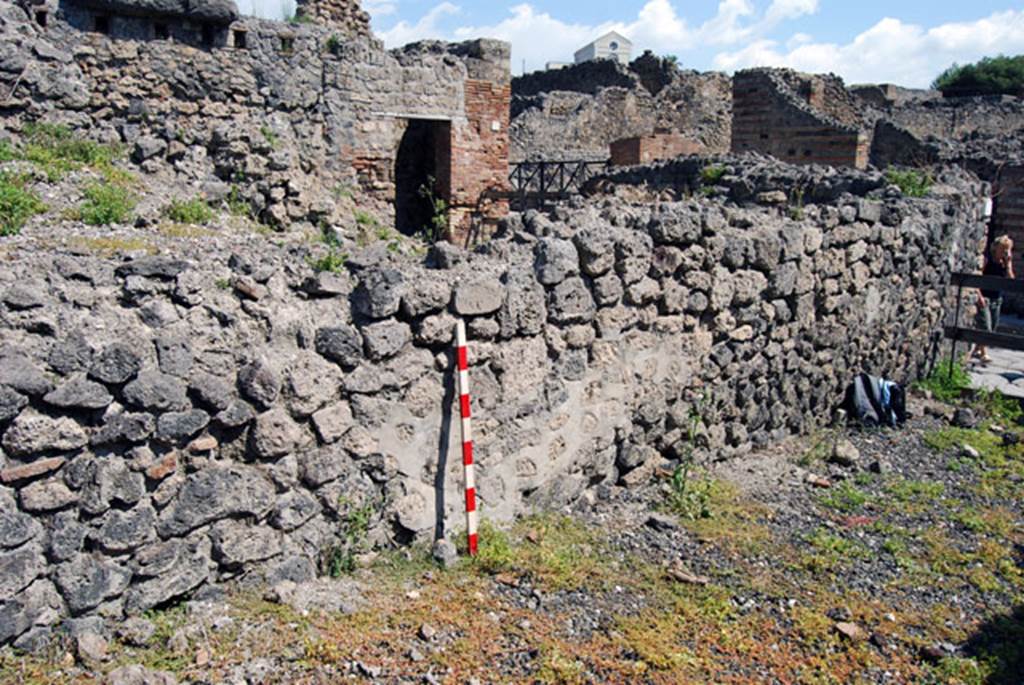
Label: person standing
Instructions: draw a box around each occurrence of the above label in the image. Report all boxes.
[973,235,1015,364]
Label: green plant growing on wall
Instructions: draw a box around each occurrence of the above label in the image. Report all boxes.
[325,34,342,55]
[664,394,714,521]
[0,172,46,236]
[308,249,347,273]
[700,164,727,186]
[260,125,279,149]
[418,175,448,243]
[788,185,805,220]
[7,123,125,181]
[885,167,933,198]
[323,498,375,577]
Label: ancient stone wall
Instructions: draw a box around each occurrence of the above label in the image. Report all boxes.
[886,95,1024,143]
[850,83,939,109]
[510,54,731,162]
[0,159,986,648]
[731,69,871,169]
[0,1,510,241]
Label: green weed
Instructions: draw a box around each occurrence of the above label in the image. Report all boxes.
[259,125,278,149]
[664,397,714,521]
[0,172,46,236]
[700,164,726,186]
[226,185,253,219]
[77,182,136,226]
[915,357,971,402]
[819,481,871,514]
[323,498,374,577]
[885,167,932,198]
[17,123,124,181]
[418,175,448,243]
[886,479,945,503]
[800,529,866,573]
[164,196,215,225]
[309,250,347,274]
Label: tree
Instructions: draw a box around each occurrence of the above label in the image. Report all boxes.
[932,55,1024,97]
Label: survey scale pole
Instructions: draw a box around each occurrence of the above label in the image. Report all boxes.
[455,320,478,556]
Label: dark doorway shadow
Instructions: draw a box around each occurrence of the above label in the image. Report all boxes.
[395,119,450,237]
[433,350,454,541]
[960,603,1024,683]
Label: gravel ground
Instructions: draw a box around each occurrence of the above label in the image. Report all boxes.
[3,392,1023,684]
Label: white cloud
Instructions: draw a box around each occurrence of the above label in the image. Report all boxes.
[364,0,397,18]
[385,0,805,73]
[712,10,1024,87]
[378,2,461,47]
[764,0,817,25]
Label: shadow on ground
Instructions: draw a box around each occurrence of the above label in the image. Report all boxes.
[962,604,1024,684]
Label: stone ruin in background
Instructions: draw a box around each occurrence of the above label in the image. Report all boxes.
[728,67,1023,307]
[1,0,513,243]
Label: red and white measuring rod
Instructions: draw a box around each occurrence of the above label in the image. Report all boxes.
[455,320,478,556]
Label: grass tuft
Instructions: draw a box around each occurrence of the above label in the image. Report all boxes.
[915,357,971,402]
[0,172,46,236]
[885,167,932,198]
[164,197,215,225]
[77,182,136,226]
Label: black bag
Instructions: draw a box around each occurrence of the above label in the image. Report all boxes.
[844,373,907,427]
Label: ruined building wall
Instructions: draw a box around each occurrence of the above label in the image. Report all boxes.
[731,69,870,169]
[0,162,987,648]
[609,133,704,167]
[0,0,510,241]
[510,55,731,162]
[885,96,1024,144]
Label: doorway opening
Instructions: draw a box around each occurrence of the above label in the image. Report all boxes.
[394,118,450,238]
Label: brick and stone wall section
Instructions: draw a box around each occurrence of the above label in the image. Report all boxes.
[509,57,731,163]
[0,163,986,648]
[0,1,510,233]
[731,69,870,169]
[610,134,705,167]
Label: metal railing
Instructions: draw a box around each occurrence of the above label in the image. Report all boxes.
[508,160,610,209]
[943,272,1024,378]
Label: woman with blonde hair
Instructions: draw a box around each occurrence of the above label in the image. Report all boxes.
[973,235,1015,364]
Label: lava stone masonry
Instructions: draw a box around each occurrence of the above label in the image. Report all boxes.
[0,161,986,648]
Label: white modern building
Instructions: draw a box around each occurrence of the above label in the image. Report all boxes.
[573,31,632,65]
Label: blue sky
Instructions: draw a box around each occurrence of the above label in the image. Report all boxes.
[240,0,1024,87]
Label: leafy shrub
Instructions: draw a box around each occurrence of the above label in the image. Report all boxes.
[0,173,46,236]
[932,55,1024,97]
[885,167,932,198]
[325,34,342,54]
[78,182,136,226]
[164,197,215,225]
[418,175,448,243]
